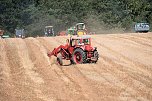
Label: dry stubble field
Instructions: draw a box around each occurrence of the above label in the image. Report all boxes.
[0,33,152,101]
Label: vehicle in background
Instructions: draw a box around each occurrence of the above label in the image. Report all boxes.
[76,23,87,36]
[44,26,54,36]
[135,23,150,33]
[15,29,25,38]
[67,27,75,36]
[66,23,87,36]
[0,30,10,38]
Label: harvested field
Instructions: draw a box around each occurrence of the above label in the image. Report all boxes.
[0,33,152,101]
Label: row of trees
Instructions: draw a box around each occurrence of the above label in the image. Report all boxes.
[0,0,152,36]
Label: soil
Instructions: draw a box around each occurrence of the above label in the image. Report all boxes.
[0,32,152,101]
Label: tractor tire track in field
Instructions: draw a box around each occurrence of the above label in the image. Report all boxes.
[93,36,152,83]
[91,35,152,100]
[0,40,13,101]
[4,39,42,101]
[94,39,152,73]
[0,32,152,101]
[93,35,152,67]
[88,41,151,100]
[115,35,152,48]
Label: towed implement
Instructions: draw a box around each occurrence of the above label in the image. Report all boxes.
[47,36,99,65]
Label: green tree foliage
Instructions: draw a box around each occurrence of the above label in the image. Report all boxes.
[0,0,151,36]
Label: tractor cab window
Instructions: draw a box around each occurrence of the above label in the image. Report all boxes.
[78,25,82,30]
[77,24,84,30]
[72,39,76,46]
[71,39,83,46]
[44,26,54,36]
[69,30,73,34]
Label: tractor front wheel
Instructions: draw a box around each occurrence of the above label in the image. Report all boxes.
[72,48,86,64]
[93,50,99,63]
[57,56,63,66]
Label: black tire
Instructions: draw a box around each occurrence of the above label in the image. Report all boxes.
[57,56,63,66]
[71,48,86,64]
[93,50,99,63]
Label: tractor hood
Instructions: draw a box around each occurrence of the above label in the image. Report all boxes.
[84,45,94,51]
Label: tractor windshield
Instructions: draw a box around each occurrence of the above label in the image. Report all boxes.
[71,38,90,46]
[77,24,85,30]
[44,26,54,36]
[71,39,83,46]
[83,39,90,45]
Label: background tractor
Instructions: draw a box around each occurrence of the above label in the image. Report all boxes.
[47,36,99,65]
[44,26,54,36]
[66,23,88,36]
[67,27,75,36]
[76,23,87,36]
[15,28,25,38]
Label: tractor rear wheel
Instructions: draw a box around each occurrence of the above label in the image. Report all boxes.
[57,56,63,66]
[72,48,86,64]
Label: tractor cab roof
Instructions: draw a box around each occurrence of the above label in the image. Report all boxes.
[75,23,86,30]
[71,35,91,40]
[76,23,84,25]
[45,26,53,28]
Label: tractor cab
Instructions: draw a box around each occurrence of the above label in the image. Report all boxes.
[70,36,91,47]
[66,23,87,36]
[76,23,85,30]
[75,23,87,36]
[44,26,54,36]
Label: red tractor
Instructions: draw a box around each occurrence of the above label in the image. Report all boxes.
[47,36,99,65]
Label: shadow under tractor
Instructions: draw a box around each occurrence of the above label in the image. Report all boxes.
[47,36,99,65]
